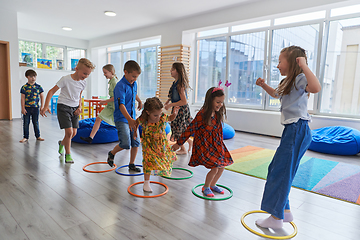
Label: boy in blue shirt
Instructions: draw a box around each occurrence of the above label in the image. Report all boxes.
[20,69,45,143]
[107,60,142,172]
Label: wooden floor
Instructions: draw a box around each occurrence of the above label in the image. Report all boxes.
[1,115,359,240]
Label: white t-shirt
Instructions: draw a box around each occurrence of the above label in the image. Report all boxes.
[56,74,87,107]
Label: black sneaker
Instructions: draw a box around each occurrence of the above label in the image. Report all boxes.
[80,136,93,144]
[129,164,141,172]
[107,151,114,167]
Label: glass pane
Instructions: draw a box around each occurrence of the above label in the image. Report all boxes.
[198,27,228,38]
[331,4,360,17]
[270,24,319,109]
[46,46,64,70]
[274,11,325,26]
[67,48,86,71]
[138,46,158,99]
[108,52,121,75]
[123,50,137,67]
[321,17,360,116]
[228,31,265,106]
[231,20,270,32]
[195,37,227,103]
[19,40,42,67]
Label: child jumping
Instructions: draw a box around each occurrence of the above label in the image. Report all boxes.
[41,58,95,163]
[172,86,233,197]
[20,69,45,143]
[164,62,193,154]
[135,97,178,192]
[107,60,142,172]
[255,46,321,229]
[80,64,119,143]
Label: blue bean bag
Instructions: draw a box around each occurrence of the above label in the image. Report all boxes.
[73,118,118,144]
[309,126,360,155]
[139,122,171,137]
[223,123,235,140]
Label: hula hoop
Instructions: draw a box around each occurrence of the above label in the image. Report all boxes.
[241,210,298,239]
[191,183,233,201]
[162,167,193,180]
[83,162,117,173]
[115,164,144,176]
[127,181,169,198]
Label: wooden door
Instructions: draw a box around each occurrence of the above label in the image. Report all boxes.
[0,41,12,120]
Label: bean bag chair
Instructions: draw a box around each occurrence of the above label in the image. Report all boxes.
[223,123,235,140]
[73,118,118,144]
[309,126,360,155]
[139,122,171,137]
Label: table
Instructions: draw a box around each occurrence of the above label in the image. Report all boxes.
[83,99,106,118]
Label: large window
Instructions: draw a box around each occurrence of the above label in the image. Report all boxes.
[195,37,227,103]
[19,40,42,67]
[228,31,266,107]
[321,17,360,116]
[139,47,158,99]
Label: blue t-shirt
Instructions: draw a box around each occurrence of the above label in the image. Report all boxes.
[280,73,310,125]
[20,83,44,108]
[113,76,137,123]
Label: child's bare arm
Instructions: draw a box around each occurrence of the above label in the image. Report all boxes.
[119,104,137,131]
[41,85,59,117]
[256,78,279,99]
[21,94,26,115]
[168,106,180,121]
[39,92,45,110]
[165,87,187,110]
[297,57,321,93]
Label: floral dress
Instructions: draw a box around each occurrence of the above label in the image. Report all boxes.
[138,113,177,176]
[98,77,118,126]
[177,109,233,169]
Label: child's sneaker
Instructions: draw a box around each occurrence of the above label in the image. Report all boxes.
[107,151,114,167]
[58,140,64,155]
[80,136,93,144]
[65,154,74,164]
[129,164,141,172]
[202,187,215,197]
[210,185,225,194]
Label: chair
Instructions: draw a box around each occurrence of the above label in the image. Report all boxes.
[79,97,90,119]
[51,95,59,114]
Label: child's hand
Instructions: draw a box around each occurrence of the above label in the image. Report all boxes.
[128,119,137,132]
[40,107,50,117]
[74,107,81,116]
[99,100,106,105]
[137,101,143,110]
[173,106,180,115]
[296,57,307,68]
[256,78,265,87]
[164,104,171,111]
[172,143,180,151]
[21,108,27,115]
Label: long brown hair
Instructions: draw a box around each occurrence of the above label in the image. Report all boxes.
[103,64,118,80]
[201,87,226,125]
[276,46,307,96]
[138,97,163,122]
[172,62,190,93]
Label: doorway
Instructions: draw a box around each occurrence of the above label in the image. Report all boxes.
[0,41,12,120]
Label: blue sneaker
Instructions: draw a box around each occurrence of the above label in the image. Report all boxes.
[202,187,214,197]
[210,185,225,194]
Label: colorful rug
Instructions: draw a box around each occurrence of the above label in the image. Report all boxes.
[226,146,360,205]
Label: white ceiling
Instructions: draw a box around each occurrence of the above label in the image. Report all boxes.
[2,0,259,41]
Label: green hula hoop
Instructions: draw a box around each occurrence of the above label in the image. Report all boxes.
[192,183,233,201]
[162,167,193,180]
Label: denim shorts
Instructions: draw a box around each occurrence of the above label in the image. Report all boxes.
[115,121,140,149]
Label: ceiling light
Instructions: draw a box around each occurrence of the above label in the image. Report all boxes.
[104,11,116,17]
[62,27,72,31]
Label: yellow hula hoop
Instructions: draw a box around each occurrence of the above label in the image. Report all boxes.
[241,210,298,239]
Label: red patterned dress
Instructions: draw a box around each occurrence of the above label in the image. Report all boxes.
[177,109,233,169]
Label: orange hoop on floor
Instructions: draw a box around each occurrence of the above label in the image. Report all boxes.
[127,181,169,198]
[83,162,117,173]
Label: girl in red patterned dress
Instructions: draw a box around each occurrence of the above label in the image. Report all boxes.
[172,87,233,197]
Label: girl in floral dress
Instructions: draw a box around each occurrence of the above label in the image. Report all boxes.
[164,62,193,155]
[172,87,233,197]
[136,97,179,192]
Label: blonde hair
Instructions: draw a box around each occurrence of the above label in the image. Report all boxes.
[77,58,96,71]
[103,64,118,80]
[276,46,307,96]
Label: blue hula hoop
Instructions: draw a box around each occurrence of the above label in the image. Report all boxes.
[115,164,144,176]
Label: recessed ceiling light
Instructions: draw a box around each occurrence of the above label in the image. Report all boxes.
[104,11,116,17]
[62,27,72,31]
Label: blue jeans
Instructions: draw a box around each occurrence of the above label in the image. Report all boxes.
[260,119,312,219]
[23,107,40,139]
[115,121,140,149]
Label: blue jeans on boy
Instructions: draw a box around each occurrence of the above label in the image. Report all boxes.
[23,107,40,139]
[260,119,312,219]
[115,121,140,149]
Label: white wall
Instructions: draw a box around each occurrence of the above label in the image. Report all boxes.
[0,9,20,119]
